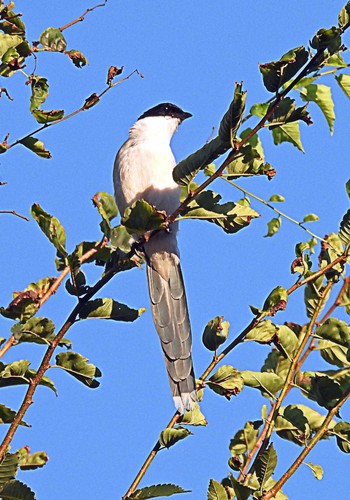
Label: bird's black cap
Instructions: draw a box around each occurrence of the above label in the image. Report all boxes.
[138,103,192,121]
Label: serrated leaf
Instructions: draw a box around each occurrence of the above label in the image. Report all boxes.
[31,203,67,258]
[229,475,256,500]
[303,213,319,223]
[79,298,144,322]
[122,199,167,234]
[0,404,29,426]
[254,444,277,487]
[265,217,281,237]
[0,453,18,488]
[173,136,230,186]
[39,27,67,52]
[202,316,229,351]
[159,427,191,449]
[20,137,51,159]
[0,479,35,500]
[55,352,101,388]
[339,208,350,245]
[333,421,350,453]
[207,365,244,398]
[271,121,304,151]
[305,462,324,480]
[179,402,207,426]
[128,483,190,499]
[207,479,227,500]
[31,109,64,124]
[300,84,335,134]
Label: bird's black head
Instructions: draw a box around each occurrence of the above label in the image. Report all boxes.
[138,103,192,122]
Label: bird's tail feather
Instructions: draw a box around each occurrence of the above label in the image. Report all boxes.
[146,251,196,413]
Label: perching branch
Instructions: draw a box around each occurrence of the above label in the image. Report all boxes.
[0,210,29,221]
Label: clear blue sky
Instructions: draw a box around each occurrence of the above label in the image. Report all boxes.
[1,1,349,498]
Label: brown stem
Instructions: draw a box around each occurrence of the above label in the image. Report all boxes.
[0,210,29,221]
[0,250,119,460]
[8,69,142,151]
[0,240,107,361]
[0,88,14,101]
[262,388,350,499]
[59,1,109,31]
[318,276,350,324]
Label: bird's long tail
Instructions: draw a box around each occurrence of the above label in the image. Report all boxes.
[146,250,197,413]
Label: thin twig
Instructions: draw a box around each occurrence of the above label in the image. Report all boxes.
[318,276,350,324]
[0,88,14,101]
[0,210,29,221]
[0,240,108,361]
[7,69,142,151]
[59,1,109,31]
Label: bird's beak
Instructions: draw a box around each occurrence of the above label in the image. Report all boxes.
[180,111,192,121]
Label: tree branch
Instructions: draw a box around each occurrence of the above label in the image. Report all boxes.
[0,210,29,221]
[59,1,110,32]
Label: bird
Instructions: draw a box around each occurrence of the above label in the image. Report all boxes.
[113,102,197,413]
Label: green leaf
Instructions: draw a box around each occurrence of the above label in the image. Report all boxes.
[207,479,227,500]
[219,82,247,142]
[110,225,133,253]
[315,318,350,347]
[339,208,350,246]
[11,317,55,345]
[241,371,284,397]
[122,199,167,234]
[173,136,230,186]
[31,109,64,124]
[254,444,277,487]
[303,213,319,223]
[304,462,324,480]
[310,27,342,55]
[0,479,35,500]
[271,120,304,152]
[179,403,207,426]
[92,192,118,237]
[202,316,229,351]
[181,190,259,234]
[318,340,349,368]
[0,404,29,426]
[18,448,48,470]
[275,405,310,446]
[79,298,145,322]
[262,286,288,314]
[229,475,257,500]
[39,27,67,52]
[55,352,101,388]
[66,49,88,68]
[296,372,343,409]
[265,217,281,237]
[338,2,350,27]
[159,427,191,449]
[261,351,291,380]
[300,84,335,134]
[250,102,269,118]
[259,46,308,92]
[20,137,51,159]
[207,365,244,398]
[335,74,350,99]
[226,128,266,178]
[245,320,278,343]
[269,97,311,126]
[324,53,348,67]
[29,76,49,111]
[269,194,285,202]
[0,33,23,58]
[128,484,190,499]
[333,421,350,453]
[229,420,262,456]
[0,453,18,488]
[31,204,67,259]
[0,10,26,36]
[304,274,330,319]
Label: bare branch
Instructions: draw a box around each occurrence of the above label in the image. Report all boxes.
[59,0,110,32]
